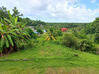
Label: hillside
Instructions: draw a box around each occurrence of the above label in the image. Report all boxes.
[0,41,99,74]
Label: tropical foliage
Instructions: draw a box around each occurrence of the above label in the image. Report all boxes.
[0,11,30,55]
[0,6,98,56]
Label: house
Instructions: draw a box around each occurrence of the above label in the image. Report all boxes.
[61,28,68,32]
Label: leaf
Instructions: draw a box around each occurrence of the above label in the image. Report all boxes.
[8,11,12,20]
[7,35,14,46]
[4,18,11,24]
[15,17,18,25]
[8,11,12,21]
[5,36,9,48]
[11,32,18,36]
[0,37,4,48]
[0,23,2,30]
[2,24,8,33]
[12,17,15,25]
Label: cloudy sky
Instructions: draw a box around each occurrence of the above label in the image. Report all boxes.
[0,0,99,22]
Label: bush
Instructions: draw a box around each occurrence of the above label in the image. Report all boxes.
[73,30,87,39]
[94,33,99,43]
[25,39,36,48]
[54,36,63,44]
[26,28,38,39]
[79,39,96,53]
[62,33,79,49]
[37,29,43,34]
[56,30,63,36]
[62,32,96,53]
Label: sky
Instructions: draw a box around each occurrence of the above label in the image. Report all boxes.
[0,0,99,22]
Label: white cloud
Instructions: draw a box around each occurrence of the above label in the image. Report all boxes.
[90,0,96,3]
[0,0,99,22]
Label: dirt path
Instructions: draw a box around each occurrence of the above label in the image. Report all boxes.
[45,67,99,74]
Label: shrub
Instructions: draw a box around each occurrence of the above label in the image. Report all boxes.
[36,36,46,45]
[62,33,79,49]
[62,33,96,53]
[73,30,87,39]
[79,39,96,53]
[56,30,63,36]
[94,33,99,43]
[37,29,43,34]
[54,36,63,44]
[26,28,38,39]
[25,39,37,48]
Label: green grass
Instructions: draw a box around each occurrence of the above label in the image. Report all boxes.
[0,41,99,74]
[95,43,99,50]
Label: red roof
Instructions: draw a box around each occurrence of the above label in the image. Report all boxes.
[61,28,68,32]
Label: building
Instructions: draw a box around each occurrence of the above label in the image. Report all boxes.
[61,28,68,32]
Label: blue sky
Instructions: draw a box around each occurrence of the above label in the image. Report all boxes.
[0,0,99,22]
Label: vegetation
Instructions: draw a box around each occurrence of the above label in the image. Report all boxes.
[0,41,99,73]
[0,6,99,74]
[0,6,9,20]
[46,23,88,28]
[62,33,78,49]
[0,11,31,55]
[37,28,43,34]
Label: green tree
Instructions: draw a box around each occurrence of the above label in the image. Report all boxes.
[0,11,30,55]
[12,7,23,17]
[37,29,43,34]
[22,18,33,25]
[93,17,99,43]
[0,6,9,20]
[93,17,99,33]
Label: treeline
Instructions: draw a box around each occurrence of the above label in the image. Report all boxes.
[0,6,88,28]
[85,17,99,43]
[46,23,89,28]
[0,6,41,55]
[0,6,46,26]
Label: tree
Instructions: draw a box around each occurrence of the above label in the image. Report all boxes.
[0,6,9,20]
[93,17,99,33]
[22,17,33,25]
[84,17,99,43]
[37,29,43,34]
[12,7,23,17]
[85,17,99,34]
[93,17,99,43]
[0,11,30,55]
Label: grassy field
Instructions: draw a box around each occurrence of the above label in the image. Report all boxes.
[0,41,99,74]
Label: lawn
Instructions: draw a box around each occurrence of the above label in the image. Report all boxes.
[0,41,99,74]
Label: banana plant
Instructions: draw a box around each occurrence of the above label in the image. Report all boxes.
[0,11,30,55]
[46,30,56,41]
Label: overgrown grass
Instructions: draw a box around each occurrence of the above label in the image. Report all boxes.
[0,41,99,74]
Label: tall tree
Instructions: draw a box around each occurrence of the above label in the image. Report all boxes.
[93,17,99,33]
[12,7,23,17]
[93,17,99,43]
[0,6,9,19]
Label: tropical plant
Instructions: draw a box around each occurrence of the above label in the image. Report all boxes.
[94,33,99,43]
[26,28,38,39]
[0,11,30,55]
[79,39,95,52]
[45,28,56,41]
[46,32,56,40]
[62,33,79,49]
[12,7,23,17]
[0,6,9,20]
[37,29,43,34]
